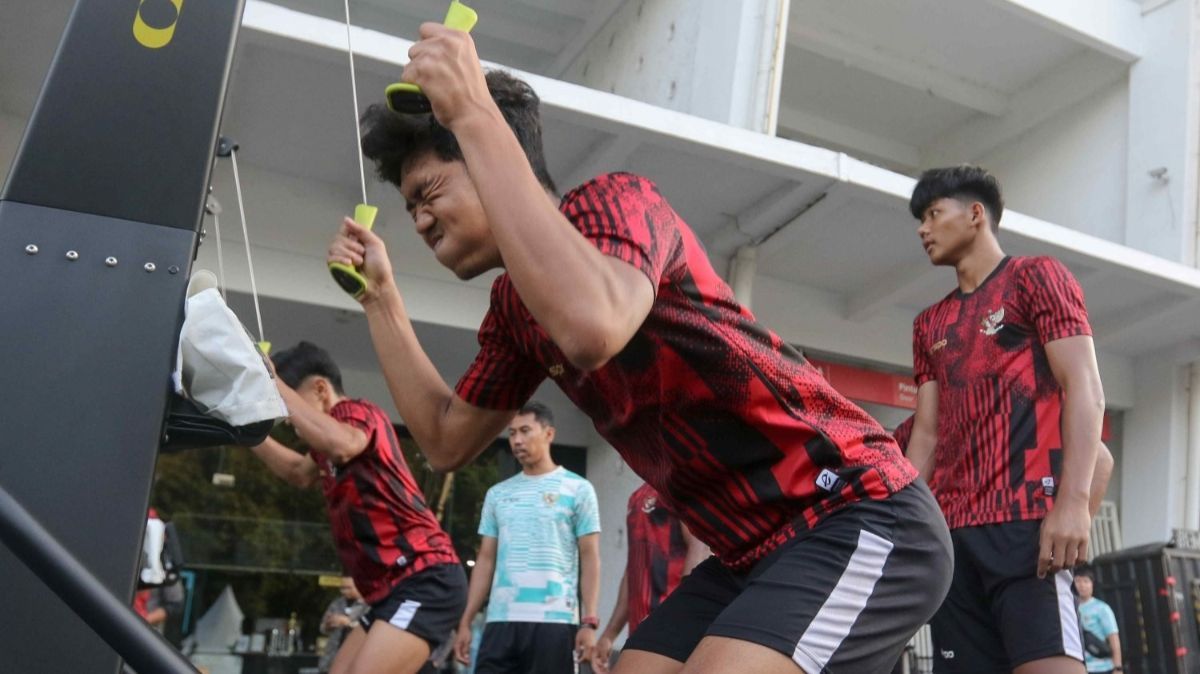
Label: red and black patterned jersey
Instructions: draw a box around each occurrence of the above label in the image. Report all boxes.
[912,256,1092,530]
[456,173,916,569]
[315,399,459,604]
[626,483,688,634]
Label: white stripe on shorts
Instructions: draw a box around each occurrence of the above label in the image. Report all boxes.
[792,529,894,672]
[1056,571,1084,660]
[389,599,422,631]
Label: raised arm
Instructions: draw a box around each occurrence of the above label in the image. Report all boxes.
[403,24,654,371]
[275,383,367,465]
[249,437,319,489]
[328,219,516,471]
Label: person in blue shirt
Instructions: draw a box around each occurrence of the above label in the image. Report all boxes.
[1074,565,1122,673]
[452,401,602,673]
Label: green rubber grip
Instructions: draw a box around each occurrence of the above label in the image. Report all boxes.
[329,203,379,299]
[386,1,479,114]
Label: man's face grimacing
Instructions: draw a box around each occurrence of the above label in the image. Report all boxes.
[400,153,502,280]
[916,196,985,267]
[507,412,554,468]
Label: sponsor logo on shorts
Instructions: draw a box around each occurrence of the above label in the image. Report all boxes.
[940,649,955,660]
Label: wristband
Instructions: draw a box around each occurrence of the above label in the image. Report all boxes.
[580,616,599,630]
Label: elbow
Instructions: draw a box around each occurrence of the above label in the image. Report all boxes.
[426,447,470,473]
[560,327,620,373]
[289,472,317,490]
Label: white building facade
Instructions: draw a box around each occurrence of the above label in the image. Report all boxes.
[4,0,1200,644]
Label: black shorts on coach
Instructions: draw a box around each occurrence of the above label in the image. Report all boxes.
[930,520,1084,673]
[626,480,952,673]
[474,622,578,674]
[359,563,468,652]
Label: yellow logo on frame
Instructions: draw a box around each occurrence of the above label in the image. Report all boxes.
[133,0,184,49]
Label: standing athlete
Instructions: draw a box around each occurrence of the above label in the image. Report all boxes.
[328,24,952,674]
[452,402,602,674]
[906,166,1106,674]
[248,342,466,674]
[591,482,710,673]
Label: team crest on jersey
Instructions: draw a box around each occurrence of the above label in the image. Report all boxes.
[930,338,948,353]
[980,307,1006,336]
[543,492,559,506]
[641,496,657,513]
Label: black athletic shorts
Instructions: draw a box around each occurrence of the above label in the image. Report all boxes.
[930,520,1084,673]
[360,563,468,652]
[474,622,578,674]
[626,481,952,673]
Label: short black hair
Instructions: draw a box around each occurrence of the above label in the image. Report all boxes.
[272,341,345,394]
[361,70,556,194]
[518,400,554,429]
[909,165,1004,230]
[1074,563,1096,581]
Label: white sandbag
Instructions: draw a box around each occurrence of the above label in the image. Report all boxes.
[174,270,287,427]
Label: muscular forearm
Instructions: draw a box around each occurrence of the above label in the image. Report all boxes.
[906,429,937,483]
[1058,387,1104,504]
[362,286,481,470]
[600,572,629,641]
[451,112,637,368]
[580,547,601,619]
[458,557,494,629]
[1090,442,1114,518]
[250,438,315,488]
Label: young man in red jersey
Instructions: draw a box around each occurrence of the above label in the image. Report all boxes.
[906,166,1106,674]
[591,482,710,674]
[327,24,952,674]
[248,342,466,674]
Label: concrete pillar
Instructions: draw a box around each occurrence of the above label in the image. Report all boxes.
[560,0,789,133]
[1122,355,1190,545]
[1123,0,1200,262]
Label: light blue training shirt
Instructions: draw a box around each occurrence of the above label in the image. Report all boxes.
[479,466,600,623]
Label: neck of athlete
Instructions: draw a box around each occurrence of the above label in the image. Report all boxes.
[522,454,558,476]
[954,234,1006,294]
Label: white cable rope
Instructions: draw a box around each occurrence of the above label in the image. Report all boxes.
[342,0,369,205]
[228,148,266,344]
[211,211,228,301]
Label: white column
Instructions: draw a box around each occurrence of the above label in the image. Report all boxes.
[560,0,788,133]
[729,246,758,308]
[1186,362,1200,529]
[1122,355,1190,545]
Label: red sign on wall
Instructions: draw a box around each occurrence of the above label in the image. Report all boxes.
[808,358,917,410]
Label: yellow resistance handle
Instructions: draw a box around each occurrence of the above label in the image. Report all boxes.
[386,2,478,113]
[328,204,379,299]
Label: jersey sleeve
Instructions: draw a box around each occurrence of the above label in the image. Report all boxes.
[478,487,499,538]
[1099,603,1119,637]
[1019,257,1092,344]
[912,314,936,386]
[330,400,379,449]
[560,173,681,290]
[455,280,547,411]
[573,480,601,538]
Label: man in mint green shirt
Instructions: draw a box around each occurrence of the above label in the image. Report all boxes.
[1075,565,1122,674]
[453,402,601,673]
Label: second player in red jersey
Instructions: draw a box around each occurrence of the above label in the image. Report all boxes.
[248,342,465,674]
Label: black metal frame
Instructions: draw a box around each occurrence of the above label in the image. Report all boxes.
[0,484,197,673]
